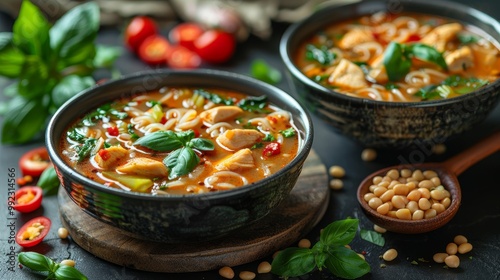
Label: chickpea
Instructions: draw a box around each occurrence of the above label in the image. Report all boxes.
[387,211,398,218]
[423,170,438,179]
[369,197,383,209]
[431,177,442,187]
[412,210,424,220]
[60,259,75,267]
[372,176,383,184]
[418,198,431,210]
[298,239,311,248]
[458,243,473,254]
[377,202,391,215]
[393,184,409,196]
[446,243,458,255]
[239,271,256,280]
[386,169,400,180]
[418,188,431,199]
[430,189,447,201]
[272,251,281,259]
[329,165,346,178]
[382,249,398,261]
[407,189,422,201]
[257,261,272,274]
[444,255,460,268]
[58,227,69,239]
[418,180,435,189]
[432,144,447,155]
[453,235,468,245]
[379,190,395,203]
[374,224,387,233]
[329,179,344,190]
[373,186,388,197]
[433,253,448,263]
[432,203,446,214]
[361,148,377,161]
[396,208,411,220]
[345,244,351,249]
[406,201,419,213]
[391,195,406,209]
[424,209,437,219]
[405,181,417,191]
[364,193,376,202]
[378,181,390,188]
[411,169,425,181]
[400,169,412,178]
[441,197,451,208]
[219,266,235,279]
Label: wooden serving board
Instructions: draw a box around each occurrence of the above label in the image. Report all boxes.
[58,150,329,273]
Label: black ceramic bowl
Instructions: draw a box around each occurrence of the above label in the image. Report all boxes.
[46,69,313,243]
[280,0,500,148]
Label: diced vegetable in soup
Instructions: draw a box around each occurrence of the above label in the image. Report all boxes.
[60,88,300,195]
[295,12,500,101]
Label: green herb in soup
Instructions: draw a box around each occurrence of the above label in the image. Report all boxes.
[60,87,300,195]
[295,12,500,102]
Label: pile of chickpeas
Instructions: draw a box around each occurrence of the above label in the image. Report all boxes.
[433,235,473,268]
[364,168,451,220]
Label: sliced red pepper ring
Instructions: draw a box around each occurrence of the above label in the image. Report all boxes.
[16,216,51,248]
[12,186,43,213]
[19,147,51,177]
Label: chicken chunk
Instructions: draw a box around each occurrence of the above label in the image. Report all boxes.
[116,157,168,177]
[339,29,374,50]
[328,59,368,89]
[199,106,243,125]
[94,145,128,170]
[215,148,255,171]
[420,23,462,52]
[216,129,263,151]
[445,46,475,73]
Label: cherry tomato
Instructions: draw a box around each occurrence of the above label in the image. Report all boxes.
[12,186,43,213]
[19,147,51,177]
[169,22,205,51]
[124,16,158,52]
[263,142,281,157]
[166,45,202,69]
[194,30,235,64]
[138,35,172,65]
[406,34,422,42]
[16,216,51,248]
[107,126,119,136]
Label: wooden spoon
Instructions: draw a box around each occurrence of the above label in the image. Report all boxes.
[357,131,500,234]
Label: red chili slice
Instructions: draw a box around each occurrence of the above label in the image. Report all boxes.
[263,142,281,157]
[107,126,119,136]
[12,186,43,213]
[19,147,51,177]
[16,216,51,248]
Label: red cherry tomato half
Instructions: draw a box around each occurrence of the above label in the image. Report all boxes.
[169,22,205,51]
[166,45,202,69]
[12,186,43,213]
[194,30,235,64]
[124,16,158,52]
[16,216,51,248]
[19,147,51,177]
[107,126,120,136]
[263,142,281,157]
[138,35,172,65]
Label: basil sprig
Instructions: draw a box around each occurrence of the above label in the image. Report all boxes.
[134,130,214,179]
[271,218,370,279]
[383,42,447,82]
[18,252,87,280]
[0,1,121,144]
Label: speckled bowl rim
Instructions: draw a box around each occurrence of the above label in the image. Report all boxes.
[280,0,500,108]
[46,69,314,202]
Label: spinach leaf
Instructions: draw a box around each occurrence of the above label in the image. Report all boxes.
[164,147,200,180]
[324,246,371,279]
[360,229,385,246]
[67,128,86,142]
[51,75,95,108]
[306,44,336,65]
[415,85,440,100]
[1,96,48,144]
[81,103,127,126]
[0,33,25,78]
[194,88,234,105]
[237,95,269,113]
[280,128,296,138]
[133,130,184,151]
[271,247,316,277]
[250,59,282,85]
[320,218,358,246]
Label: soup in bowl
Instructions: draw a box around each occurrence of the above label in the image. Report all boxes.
[280,0,500,147]
[46,69,314,243]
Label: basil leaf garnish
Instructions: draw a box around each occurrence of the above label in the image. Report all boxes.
[360,229,385,246]
[237,95,269,113]
[134,131,183,151]
[408,43,448,70]
[18,252,55,272]
[164,147,200,180]
[188,138,215,151]
[271,247,316,277]
[320,218,358,246]
[324,246,371,279]
[383,42,412,82]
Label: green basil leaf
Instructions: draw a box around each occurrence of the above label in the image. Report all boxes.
[415,85,439,100]
[52,75,95,108]
[58,43,96,70]
[250,59,282,85]
[312,241,328,269]
[134,131,183,151]
[360,229,385,246]
[0,33,25,78]
[408,43,447,70]
[174,130,194,145]
[194,89,234,105]
[17,57,51,99]
[18,252,55,272]
[93,45,122,68]
[324,246,370,279]
[50,2,99,59]
[164,147,200,180]
[320,218,358,246]
[74,138,97,161]
[237,95,269,113]
[188,138,215,151]
[383,42,412,82]
[280,128,296,138]
[12,0,50,57]
[306,44,336,65]
[271,247,316,277]
[54,264,88,280]
[38,166,61,196]
[1,96,48,144]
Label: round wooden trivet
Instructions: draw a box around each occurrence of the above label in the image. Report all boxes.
[58,149,329,273]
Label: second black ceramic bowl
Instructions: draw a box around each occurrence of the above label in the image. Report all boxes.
[46,69,313,243]
[280,0,500,148]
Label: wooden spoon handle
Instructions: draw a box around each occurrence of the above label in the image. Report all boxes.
[444,131,500,176]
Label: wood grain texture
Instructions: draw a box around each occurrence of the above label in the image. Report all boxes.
[58,149,328,273]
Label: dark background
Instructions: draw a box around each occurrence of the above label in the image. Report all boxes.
[1,0,499,279]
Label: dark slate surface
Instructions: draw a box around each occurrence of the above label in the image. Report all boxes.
[1,1,499,279]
